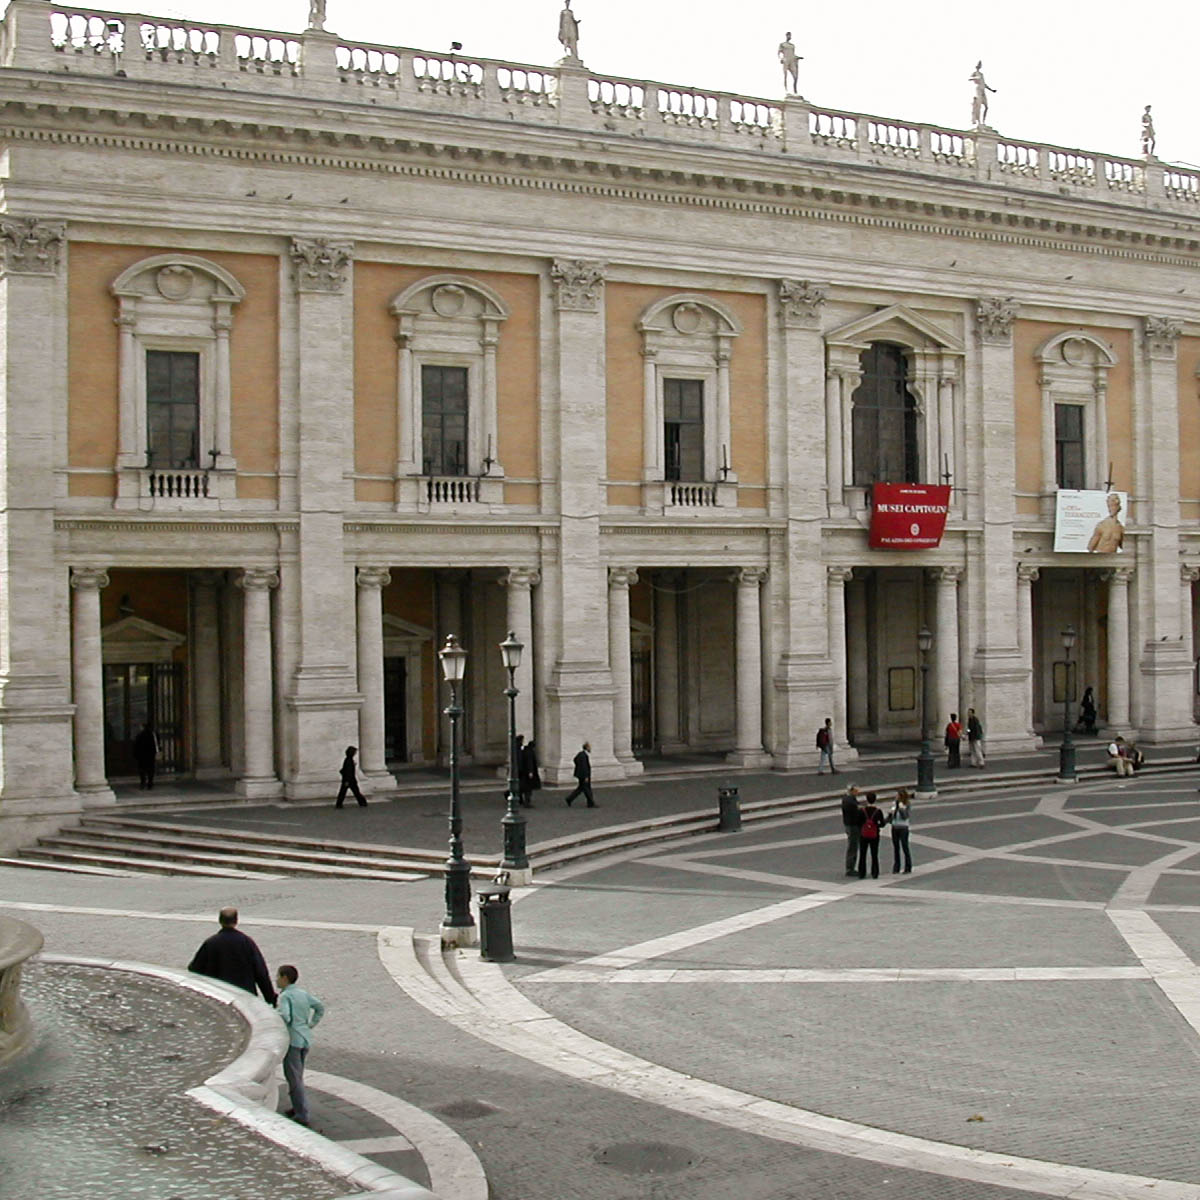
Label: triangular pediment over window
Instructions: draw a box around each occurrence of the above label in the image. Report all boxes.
[825,304,963,354]
[101,616,186,664]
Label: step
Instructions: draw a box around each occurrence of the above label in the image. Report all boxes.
[35,834,428,882]
[48,830,430,879]
[0,856,136,877]
[19,847,284,879]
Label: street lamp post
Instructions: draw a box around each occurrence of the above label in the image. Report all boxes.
[1058,624,1077,782]
[916,626,937,799]
[499,630,532,885]
[438,634,477,947]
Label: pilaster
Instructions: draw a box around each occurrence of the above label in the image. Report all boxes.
[0,216,80,850]
[968,297,1035,751]
[770,278,846,768]
[355,567,395,789]
[543,259,621,782]
[283,237,362,796]
[1133,317,1194,742]
[728,567,773,768]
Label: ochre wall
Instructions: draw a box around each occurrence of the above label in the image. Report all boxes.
[67,243,280,500]
[1012,321,1134,498]
[1179,336,1200,522]
[604,284,768,491]
[353,264,540,502]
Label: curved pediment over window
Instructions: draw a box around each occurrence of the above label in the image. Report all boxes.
[637,293,743,339]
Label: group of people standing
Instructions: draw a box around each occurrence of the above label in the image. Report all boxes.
[943,709,986,768]
[841,786,913,878]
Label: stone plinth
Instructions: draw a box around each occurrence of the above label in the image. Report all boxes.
[0,914,43,1066]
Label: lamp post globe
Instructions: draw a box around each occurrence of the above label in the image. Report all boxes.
[916,626,937,798]
[1058,624,1077,782]
[438,634,477,947]
[499,630,532,885]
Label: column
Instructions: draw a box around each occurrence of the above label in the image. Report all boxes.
[1016,565,1039,736]
[211,302,235,470]
[826,567,852,746]
[115,299,140,470]
[70,568,114,805]
[728,567,772,766]
[655,573,683,752]
[283,237,361,798]
[437,572,465,764]
[355,567,392,787]
[503,568,539,739]
[932,567,962,727]
[1104,567,1133,733]
[236,569,281,797]
[845,574,869,735]
[641,347,660,480]
[1182,566,1199,666]
[937,372,955,494]
[544,259,619,782]
[190,571,224,777]
[608,567,639,767]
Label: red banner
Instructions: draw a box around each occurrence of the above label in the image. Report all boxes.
[868,483,951,549]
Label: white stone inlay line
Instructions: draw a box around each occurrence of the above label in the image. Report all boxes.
[1106,910,1200,1040]
[379,927,1200,1200]
[524,892,844,979]
[307,1070,488,1200]
[527,965,1152,984]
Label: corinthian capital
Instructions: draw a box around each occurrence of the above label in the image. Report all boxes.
[550,258,605,312]
[974,296,1018,345]
[0,217,66,276]
[290,237,353,293]
[1143,316,1182,360]
[777,279,826,328]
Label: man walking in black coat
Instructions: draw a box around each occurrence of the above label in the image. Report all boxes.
[840,785,862,877]
[564,741,596,807]
[188,907,277,1004]
[133,722,158,790]
[335,745,366,808]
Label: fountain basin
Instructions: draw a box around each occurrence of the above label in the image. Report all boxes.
[0,913,43,1066]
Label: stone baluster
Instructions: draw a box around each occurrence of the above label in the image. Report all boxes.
[355,567,392,785]
[236,568,281,796]
[608,568,638,764]
[70,568,114,804]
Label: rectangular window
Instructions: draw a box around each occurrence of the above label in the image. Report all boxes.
[1055,403,1085,489]
[146,351,199,469]
[663,378,704,482]
[421,365,469,476]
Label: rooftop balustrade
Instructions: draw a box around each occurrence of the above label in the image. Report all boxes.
[3,0,1196,214]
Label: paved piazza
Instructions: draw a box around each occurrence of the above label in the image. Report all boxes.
[6,770,1200,1199]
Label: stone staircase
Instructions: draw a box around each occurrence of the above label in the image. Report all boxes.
[5,758,1194,880]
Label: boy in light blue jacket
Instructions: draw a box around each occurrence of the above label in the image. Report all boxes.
[276,964,325,1126]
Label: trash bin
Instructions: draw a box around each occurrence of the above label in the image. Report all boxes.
[477,886,514,962]
[717,785,741,832]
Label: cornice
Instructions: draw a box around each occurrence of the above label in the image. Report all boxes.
[3,91,1200,267]
[56,517,297,533]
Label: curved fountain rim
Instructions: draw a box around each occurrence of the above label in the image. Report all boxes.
[0,914,44,972]
[36,953,434,1200]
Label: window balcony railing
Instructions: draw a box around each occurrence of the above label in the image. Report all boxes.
[147,467,210,499]
[426,475,481,505]
[668,482,719,507]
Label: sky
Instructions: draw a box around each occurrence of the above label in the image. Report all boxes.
[143,0,1200,168]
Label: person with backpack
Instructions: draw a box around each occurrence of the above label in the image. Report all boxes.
[889,789,912,873]
[857,791,883,880]
[944,713,963,768]
[816,717,836,774]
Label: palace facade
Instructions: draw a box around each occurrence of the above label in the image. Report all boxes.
[0,0,1198,848]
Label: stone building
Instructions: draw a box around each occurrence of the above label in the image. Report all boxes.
[0,0,1197,850]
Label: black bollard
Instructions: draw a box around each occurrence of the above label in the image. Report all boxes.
[717,785,742,832]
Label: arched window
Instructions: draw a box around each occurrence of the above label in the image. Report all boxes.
[851,343,918,485]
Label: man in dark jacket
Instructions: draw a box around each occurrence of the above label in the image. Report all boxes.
[841,785,862,877]
[335,745,366,808]
[188,907,277,1004]
[517,736,541,807]
[564,741,595,807]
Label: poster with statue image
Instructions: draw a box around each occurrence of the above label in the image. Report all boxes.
[1053,489,1128,553]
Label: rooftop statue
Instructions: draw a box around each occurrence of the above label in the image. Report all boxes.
[969,60,995,129]
[558,0,581,63]
[307,0,326,32]
[778,32,802,97]
[1141,105,1156,159]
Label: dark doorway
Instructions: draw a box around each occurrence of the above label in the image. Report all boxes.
[631,646,653,753]
[103,662,184,776]
[384,657,408,762]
